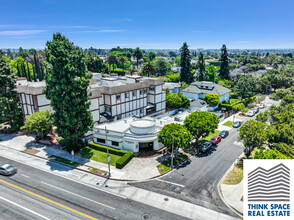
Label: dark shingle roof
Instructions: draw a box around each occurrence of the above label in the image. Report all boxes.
[183,81,231,96]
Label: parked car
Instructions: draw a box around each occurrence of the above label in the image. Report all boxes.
[253,107,259,114]
[259,104,265,109]
[233,121,242,128]
[210,136,222,145]
[248,111,255,117]
[200,142,213,153]
[219,130,229,138]
[0,164,17,176]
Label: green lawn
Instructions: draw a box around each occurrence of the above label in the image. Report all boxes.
[223,121,233,127]
[80,147,122,166]
[230,98,239,104]
[157,152,189,174]
[199,130,221,142]
[51,156,80,167]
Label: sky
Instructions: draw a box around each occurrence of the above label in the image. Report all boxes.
[1,0,294,49]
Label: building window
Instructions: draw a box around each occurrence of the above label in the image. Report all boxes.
[149,87,155,91]
[144,89,147,94]
[140,108,144,114]
[140,90,143,95]
[116,95,121,100]
[112,141,119,146]
[96,138,105,144]
[132,91,137,96]
[125,93,129,98]
[105,106,111,112]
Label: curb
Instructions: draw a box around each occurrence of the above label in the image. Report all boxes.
[217,153,244,218]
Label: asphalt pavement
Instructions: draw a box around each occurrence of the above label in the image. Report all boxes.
[0,156,189,220]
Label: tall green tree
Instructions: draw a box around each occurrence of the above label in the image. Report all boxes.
[148,52,156,61]
[107,54,118,72]
[219,44,230,79]
[44,33,94,151]
[155,58,170,75]
[158,123,192,152]
[233,75,256,99]
[0,56,24,130]
[180,42,192,84]
[197,52,206,81]
[118,56,128,74]
[239,120,268,158]
[184,111,219,149]
[142,60,156,77]
[132,47,143,70]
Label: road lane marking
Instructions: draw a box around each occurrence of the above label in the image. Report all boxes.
[21,174,30,178]
[0,195,51,220]
[41,182,115,210]
[0,149,127,199]
[0,179,99,220]
[157,179,185,188]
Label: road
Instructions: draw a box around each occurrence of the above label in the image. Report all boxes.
[0,156,189,220]
[130,102,272,218]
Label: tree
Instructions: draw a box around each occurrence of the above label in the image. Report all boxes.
[142,60,155,77]
[22,110,53,139]
[197,52,206,81]
[184,111,219,148]
[254,149,287,159]
[148,52,156,61]
[206,65,218,82]
[281,94,294,106]
[119,56,128,74]
[239,120,268,158]
[158,123,192,152]
[6,49,13,59]
[204,93,220,106]
[0,56,24,130]
[234,75,256,99]
[166,93,182,109]
[44,33,94,152]
[132,47,143,70]
[155,58,170,75]
[180,42,192,84]
[219,44,230,79]
[179,94,190,109]
[28,48,37,55]
[107,54,118,72]
[168,51,177,57]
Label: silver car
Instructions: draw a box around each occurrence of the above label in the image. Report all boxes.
[0,164,17,176]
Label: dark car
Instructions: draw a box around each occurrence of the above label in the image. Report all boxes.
[219,130,229,138]
[200,142,213,153]
[233,121,242,128]
[0,164,17,176]
[210,136,222,145]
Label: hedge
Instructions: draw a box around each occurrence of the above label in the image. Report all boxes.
[220,95,256,111]
[230,93,239,99]
[88,141,133,169]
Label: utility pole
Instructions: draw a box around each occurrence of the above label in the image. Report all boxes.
[171,133,174,167]
[105,126,111,178]
[233,105,236,123]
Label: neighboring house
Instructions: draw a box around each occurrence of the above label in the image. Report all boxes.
[189,99,207,111]
[182,81,231,104]
[93,117,163,153]
[15,75,166,139]
[171,66,181,73]
[163,83,181,94]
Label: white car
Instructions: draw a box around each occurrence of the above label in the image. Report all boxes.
[248,111,255,117]
[259,104,265,109]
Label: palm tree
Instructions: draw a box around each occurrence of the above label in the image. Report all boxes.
[143,61,156,77]
[107,54,118,73]
[119,56,128,74]
[132,47,143,70]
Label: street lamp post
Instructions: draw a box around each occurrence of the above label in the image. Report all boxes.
[105,126,111,178]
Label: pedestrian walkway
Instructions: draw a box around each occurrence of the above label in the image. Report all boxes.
[221,180,243,215]
[0,133,161,180]
[218,113,244,131]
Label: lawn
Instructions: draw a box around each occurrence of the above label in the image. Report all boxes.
[199,130,221,142]
[223,121,233,127]
[51,156,80,167]
[80,147,122,166]
[223,161,243,185]
[230,98,239,104]
[157,152,189,174]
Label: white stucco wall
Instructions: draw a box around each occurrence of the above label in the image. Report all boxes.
[182,92,198,100]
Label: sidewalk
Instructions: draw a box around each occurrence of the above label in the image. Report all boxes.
[221,180,243,215]
[218,113,244,131]
[0,133,161,180]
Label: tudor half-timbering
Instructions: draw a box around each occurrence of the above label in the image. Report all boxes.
[15,75,166,125]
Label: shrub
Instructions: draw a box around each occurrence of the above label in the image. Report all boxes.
[204,93,220,106]
[240,108,248,115]
[248,103,255,108]
[230,93,239,99]
[88,141,133,169]
[235,103,245,111]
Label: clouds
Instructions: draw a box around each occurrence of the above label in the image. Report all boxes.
[0,30,46,36]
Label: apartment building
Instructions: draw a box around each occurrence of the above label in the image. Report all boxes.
[15,75,166,125]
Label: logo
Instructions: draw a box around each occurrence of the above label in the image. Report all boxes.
[244,160,294,220]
